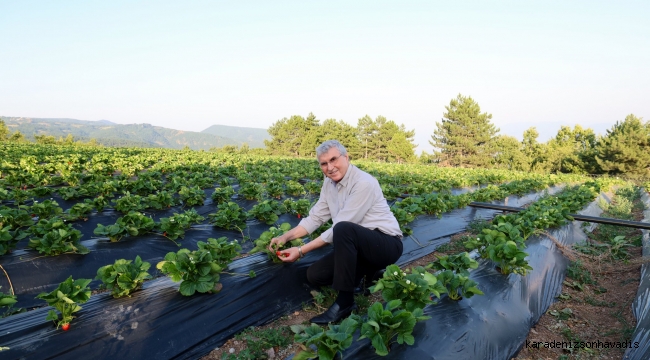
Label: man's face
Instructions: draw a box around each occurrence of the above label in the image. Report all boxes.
[318,147,349,183]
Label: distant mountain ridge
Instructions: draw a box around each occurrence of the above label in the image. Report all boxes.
[201,124,270,148]
[0,117,269,150]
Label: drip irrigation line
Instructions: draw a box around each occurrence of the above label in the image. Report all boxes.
[469,202,650,230]
[0,265,13,296]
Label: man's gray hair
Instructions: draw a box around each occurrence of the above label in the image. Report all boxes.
[316,140,348,159]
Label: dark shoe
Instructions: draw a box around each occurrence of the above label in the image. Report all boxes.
[354,270,384,296]
[310,302,357,325]
[353,283,371,296]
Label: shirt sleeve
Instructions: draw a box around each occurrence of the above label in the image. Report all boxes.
[297,192,331,235]
[319,180,376,244]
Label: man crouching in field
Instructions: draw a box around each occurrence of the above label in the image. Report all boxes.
[268,139,403,324]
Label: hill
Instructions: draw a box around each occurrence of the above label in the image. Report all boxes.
[0,117,266,150]
[201,124,270,148]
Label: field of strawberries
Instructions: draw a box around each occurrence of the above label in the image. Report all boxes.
[0,143,647,359]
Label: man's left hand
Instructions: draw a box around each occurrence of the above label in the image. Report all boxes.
[278,247,301,263]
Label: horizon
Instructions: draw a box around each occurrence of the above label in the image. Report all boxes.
[1,1,648,152]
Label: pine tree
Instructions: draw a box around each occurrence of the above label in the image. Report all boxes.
[358,116,416,162]
[595,114,650,178]
[430,94,498,167]
[299,119,362,159]
[387,132,415,164]
[357,115,377,159]
[265,113,320,156]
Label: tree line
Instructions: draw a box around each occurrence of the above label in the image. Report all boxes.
[263,94,649,178]
[263,113,417,163]
[429,94,649,178]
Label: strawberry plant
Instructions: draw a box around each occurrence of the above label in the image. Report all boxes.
[283,198,311,219]
[94,211,155,242]
[0,207,34,229]
[248,199,286,225]
[211,186,235,204]
[84,195,109,212]
[285,180,305,197]
[112,192,147,213]
[390,207,415,236]
[427,252,478,276]
[380,184,401,201]
[446,192,472,210]
[178,185,205,206]
[144,190,176,210]
[291,316,360,360]
[35,276,91,329]
[31,186,54,197]
[0,224,29,255]
[465,228,532,275]
[158,209,205,241]
[64,202,94,221]
[0,287,17,317]
[303,180,321,195]
[198,237,241,268]
[12,188,30,205]
[370,264,444,312]
[393,197,424,216]
[250,223,303,262]
[95,255,152,298]
[420,193,449,217]
[27,217,89,255]
[23,199,63,219]
[208,202,247,231]
[0,207,33,254]
[238,182,264,201]
[156,247,224,296]
[217,176,231,187]
[0,188,11,203]
[265,181,284,199]
[358,300,429,356]
[434,270,483,301]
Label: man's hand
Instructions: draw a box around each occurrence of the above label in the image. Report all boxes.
[268,236,286,252]
[278,247,300,262]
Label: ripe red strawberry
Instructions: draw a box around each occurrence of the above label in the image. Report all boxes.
[61,323,70,331]
[297,213,301,219]
[163,232,167,237]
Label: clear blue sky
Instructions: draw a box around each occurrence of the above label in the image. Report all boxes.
[1,1,648,152]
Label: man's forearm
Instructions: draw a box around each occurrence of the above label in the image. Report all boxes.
[282,225,309,242]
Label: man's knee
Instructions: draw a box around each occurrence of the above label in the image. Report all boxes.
[332,221,357,242]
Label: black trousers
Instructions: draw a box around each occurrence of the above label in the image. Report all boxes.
[306,221,404,292]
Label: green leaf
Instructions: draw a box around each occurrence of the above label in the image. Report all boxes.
[179,281,197,296]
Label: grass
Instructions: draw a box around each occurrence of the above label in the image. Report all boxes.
[467,219,491,234]
[566,260,596,285]
[220,326,293,360]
